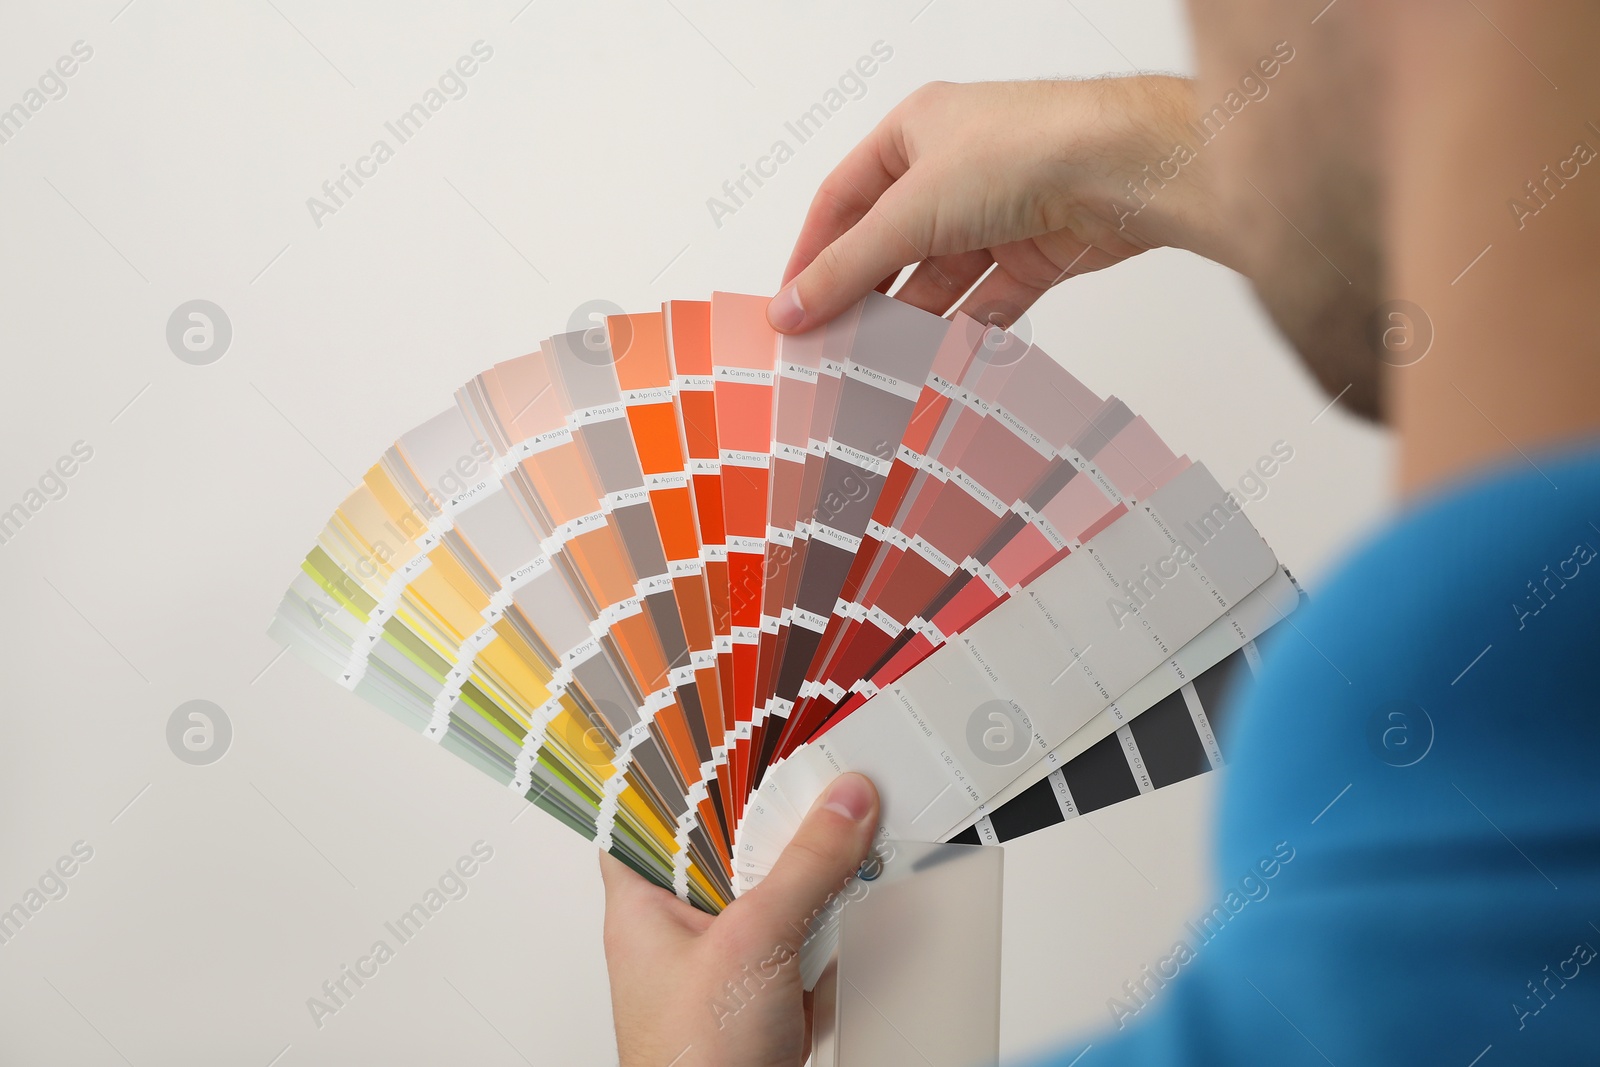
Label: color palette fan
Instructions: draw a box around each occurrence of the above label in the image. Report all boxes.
[270,292,1301,915]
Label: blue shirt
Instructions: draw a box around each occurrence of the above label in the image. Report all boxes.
[1050,444,1600,1065]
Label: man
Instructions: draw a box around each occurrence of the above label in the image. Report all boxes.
[601,1,1600,1062]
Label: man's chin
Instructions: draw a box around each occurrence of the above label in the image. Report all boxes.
[1250,273,1385,424]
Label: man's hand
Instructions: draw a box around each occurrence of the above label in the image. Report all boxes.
[768,76,1232,334]
[601,773,880,1067]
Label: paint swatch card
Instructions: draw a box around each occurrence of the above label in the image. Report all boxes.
[270,291,1299,918]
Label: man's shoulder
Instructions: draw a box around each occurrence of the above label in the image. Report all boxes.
[1063,441,1600,1067]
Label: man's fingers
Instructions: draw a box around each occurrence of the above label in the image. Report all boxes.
[599,851,712,943]
[733,773,880,938]
[894,250,995,316]
[599,850,687,919]
[955,262,1052,331]
[779,116,910,287]
[769,183,933,334]
[599,850,655,910]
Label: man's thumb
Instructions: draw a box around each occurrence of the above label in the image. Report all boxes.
[736,773,880,936]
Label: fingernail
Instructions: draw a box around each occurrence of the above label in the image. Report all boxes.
[821,772,873,823]
[768,285,805,332]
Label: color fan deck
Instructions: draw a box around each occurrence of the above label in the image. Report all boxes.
[270,292,1299,912]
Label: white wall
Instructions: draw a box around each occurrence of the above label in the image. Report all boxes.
[0,1,1390,1063]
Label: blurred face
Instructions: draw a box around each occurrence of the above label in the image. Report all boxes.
[1186,0,1389,420]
